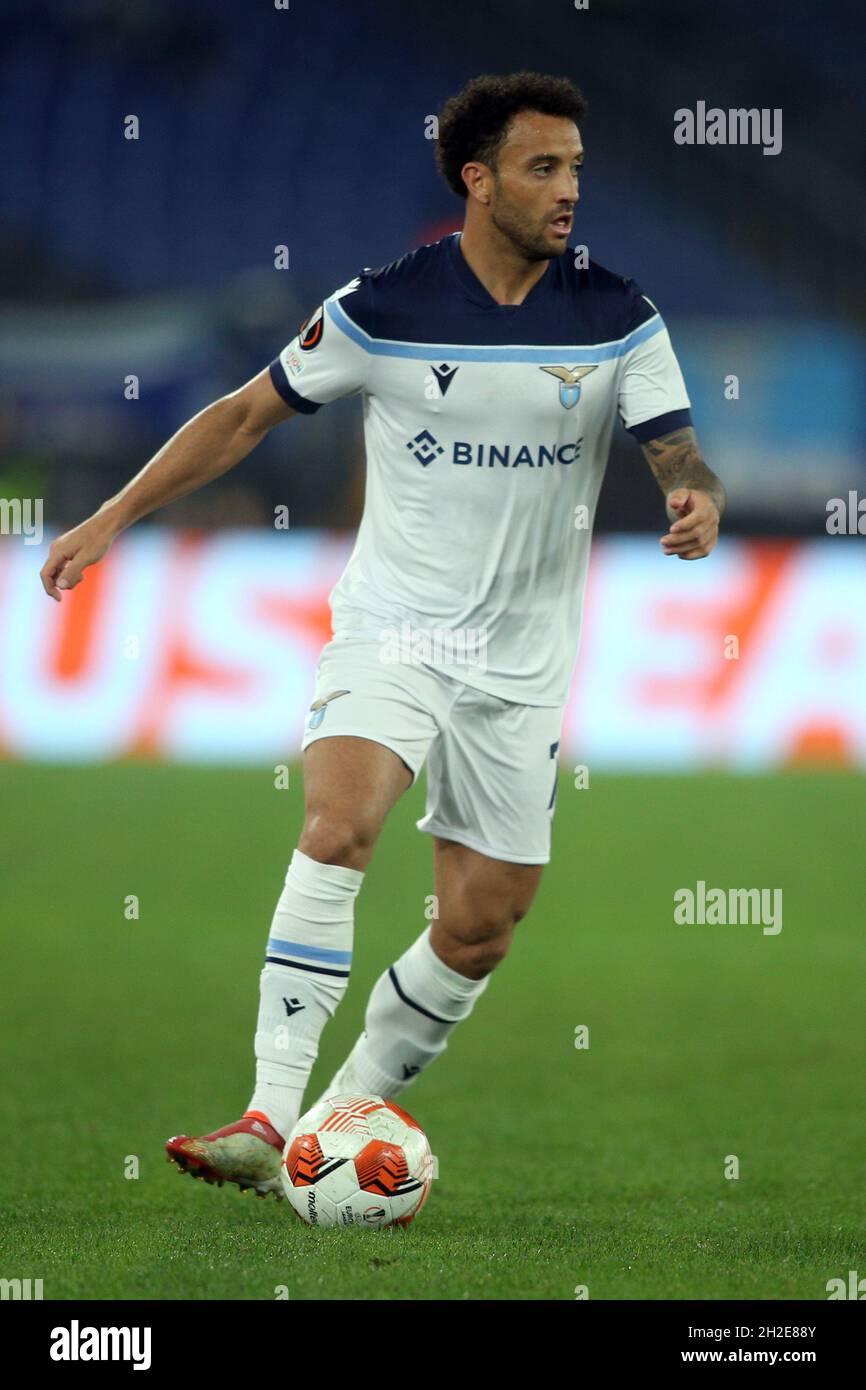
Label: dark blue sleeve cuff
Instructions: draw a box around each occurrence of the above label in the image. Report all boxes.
[626,407,693,442]
[269,359,322,415]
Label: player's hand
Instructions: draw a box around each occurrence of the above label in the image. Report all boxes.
[660,488,720,560]
[40,517,117,601]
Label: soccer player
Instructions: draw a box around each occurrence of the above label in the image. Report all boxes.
[40,73,724,1196]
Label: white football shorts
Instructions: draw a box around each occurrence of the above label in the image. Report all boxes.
[299,635,566,864]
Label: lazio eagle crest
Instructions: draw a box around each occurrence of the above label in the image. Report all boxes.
[540,364,598,410]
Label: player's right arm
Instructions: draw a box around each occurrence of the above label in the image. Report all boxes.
[39,369,295,600]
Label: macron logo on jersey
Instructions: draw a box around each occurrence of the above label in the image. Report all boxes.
[430,364,458,396]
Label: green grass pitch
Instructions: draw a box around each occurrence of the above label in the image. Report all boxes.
[1,764,863,1300]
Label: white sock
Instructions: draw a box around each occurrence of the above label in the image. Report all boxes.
[330,925,490,1098]
[247,848,363,1138]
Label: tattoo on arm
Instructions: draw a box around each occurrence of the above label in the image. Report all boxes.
[641,427,725,514]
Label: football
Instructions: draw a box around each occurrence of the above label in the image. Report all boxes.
[280,1094,435,1228]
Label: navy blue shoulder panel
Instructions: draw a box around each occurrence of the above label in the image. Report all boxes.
[564,257,658,345]
[335,241,445,341]
[327,270,377,337]
[578,259,661,337]
[336,235,658,349]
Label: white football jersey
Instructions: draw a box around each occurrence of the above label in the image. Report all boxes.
[270,232,691,705]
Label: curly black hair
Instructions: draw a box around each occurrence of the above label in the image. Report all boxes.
[435,72,587,199]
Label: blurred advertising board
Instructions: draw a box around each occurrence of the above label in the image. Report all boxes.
[1,532,863,768]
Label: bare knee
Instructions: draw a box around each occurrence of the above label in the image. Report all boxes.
[434,903,525,980]
[298,809,377,871]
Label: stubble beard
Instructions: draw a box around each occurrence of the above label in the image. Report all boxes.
[489,181,566,262]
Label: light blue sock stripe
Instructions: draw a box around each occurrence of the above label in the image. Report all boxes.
[267,937,353,966]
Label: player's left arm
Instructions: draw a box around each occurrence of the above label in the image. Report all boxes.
[641,426,725,560]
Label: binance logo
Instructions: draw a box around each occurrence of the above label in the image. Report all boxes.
[406,429,445,467]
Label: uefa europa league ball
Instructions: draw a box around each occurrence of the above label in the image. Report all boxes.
[281,1094,435,1228]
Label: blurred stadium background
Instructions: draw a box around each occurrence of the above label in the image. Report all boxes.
[2,0,865,1304]
[0,0,864,766]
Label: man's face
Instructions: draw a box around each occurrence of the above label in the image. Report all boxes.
[483,110,583,261]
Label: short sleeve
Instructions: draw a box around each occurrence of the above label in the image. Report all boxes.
[269,274,373,414]
[618,283,692,442]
